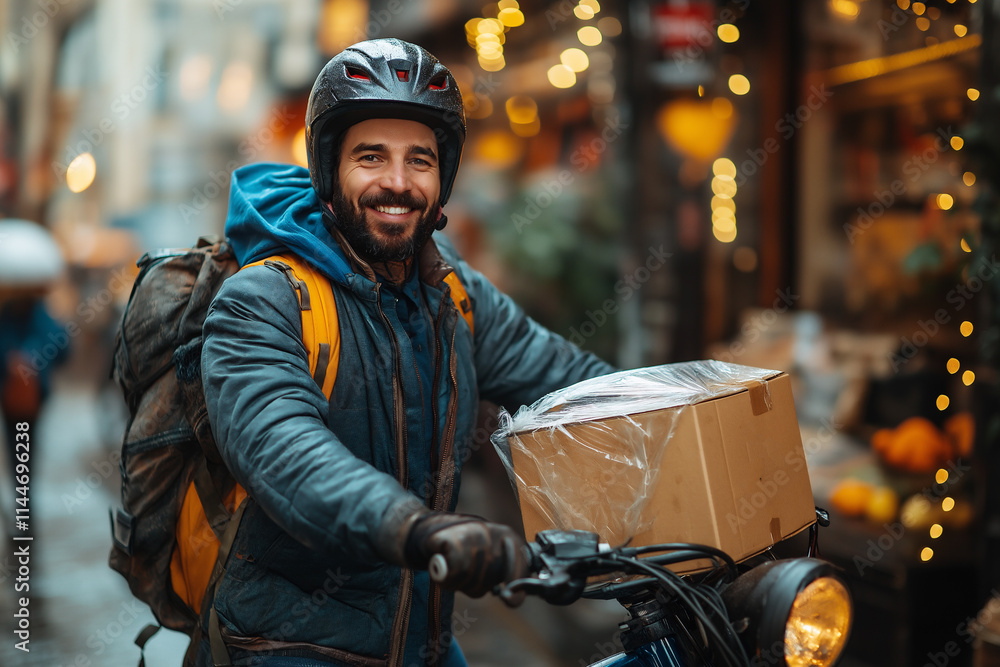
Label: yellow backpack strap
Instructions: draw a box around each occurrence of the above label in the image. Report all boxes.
[241,254,339,398]
[443,271,474,337]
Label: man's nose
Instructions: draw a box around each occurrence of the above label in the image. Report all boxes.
[378,161,411,192]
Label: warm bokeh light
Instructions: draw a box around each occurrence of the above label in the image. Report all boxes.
[897,0,909,8]
[963,171,976,186]
[947,358,960,374]
[498,8,525,27]
[580,0,601,12]
[728,74,750,95]
[478,54,506,72]
[942,497,955,512]
[955,24,968,37]
[733,247,758,273]
[498,0,519,8]
[713,157,737,178]
[936,394,950,411]
[505,95,537,124]
[464,93,494,119]
[951,136,964,150]
[915,17,930,31]
[712,175,738,198]
[574,4,595,19]
[473,130,524,168]
[712,210,736,230]
[547,63,577,88]
[712,196,736,213]
[718,24,740,43]
[912,2,925,14]
[179,55,212,101]
[510,118,541,137]
[561,48,590,73]
[936,193,954,210]
[963,370,975,386]
[597,16,622,37]
[935,469,949,485]
[711,97,734,119]
[920,547,934,561]
[478,18,504,35]
[217,61,254,112]
[961,238,972,252]
[713,225,737,243]
[578,26,603,46]
[930,523,943,539]
[292,128,308,167]
[830,0,861,19]
[67,152,97,193]
[476,33,502,47]
[961,321,974,337]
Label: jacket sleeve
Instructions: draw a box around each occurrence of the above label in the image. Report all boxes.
[201,266,423,563]
[450,255,617,410]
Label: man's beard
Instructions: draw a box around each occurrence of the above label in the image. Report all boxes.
[329,187,438,263]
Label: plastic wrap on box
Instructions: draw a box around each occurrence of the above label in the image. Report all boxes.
[492,360,781,545]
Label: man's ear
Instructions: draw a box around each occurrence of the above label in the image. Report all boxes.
[435,207,448,230]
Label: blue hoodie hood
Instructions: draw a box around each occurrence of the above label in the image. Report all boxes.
[225,162,352,285]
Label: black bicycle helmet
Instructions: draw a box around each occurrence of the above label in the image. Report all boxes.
[306,39,466,207]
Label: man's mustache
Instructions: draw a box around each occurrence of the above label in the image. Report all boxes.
[358,192,428,211]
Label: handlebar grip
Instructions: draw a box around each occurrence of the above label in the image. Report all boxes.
[429,554,448,583]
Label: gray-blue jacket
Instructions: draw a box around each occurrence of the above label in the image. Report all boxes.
[201,163,614,666]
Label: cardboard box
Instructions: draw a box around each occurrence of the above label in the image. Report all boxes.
[506,367,816,571]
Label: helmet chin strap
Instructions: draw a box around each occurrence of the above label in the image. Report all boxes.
[435,206,448,230]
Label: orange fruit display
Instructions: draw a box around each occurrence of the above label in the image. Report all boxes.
[944,412,974,458]
[869,416,959,473]
[830,479,875,517]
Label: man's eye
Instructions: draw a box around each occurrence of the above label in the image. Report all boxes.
[359,154,380,162]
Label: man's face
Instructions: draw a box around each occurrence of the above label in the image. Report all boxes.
[331,118,441,263]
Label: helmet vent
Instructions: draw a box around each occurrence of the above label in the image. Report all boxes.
[345,66,371,81]
[428,74,448,90]
[395,69,409,82]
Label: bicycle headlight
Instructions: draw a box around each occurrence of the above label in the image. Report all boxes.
[722,558,852,667]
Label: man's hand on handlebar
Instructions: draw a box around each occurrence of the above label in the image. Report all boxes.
[404,512,530,600]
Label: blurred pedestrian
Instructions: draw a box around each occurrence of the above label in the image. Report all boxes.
[0,218,68,534]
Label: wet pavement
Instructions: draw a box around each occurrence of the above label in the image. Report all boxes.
[0,374,625,667]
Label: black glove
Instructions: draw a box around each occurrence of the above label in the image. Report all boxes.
[403,512,529,598]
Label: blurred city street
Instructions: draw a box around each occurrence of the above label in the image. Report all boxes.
[0,374,190,666]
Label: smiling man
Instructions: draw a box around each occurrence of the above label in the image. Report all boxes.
[199,39,614,667]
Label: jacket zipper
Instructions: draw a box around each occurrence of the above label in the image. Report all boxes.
[428,289,461,666]
[376,283,412,667]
